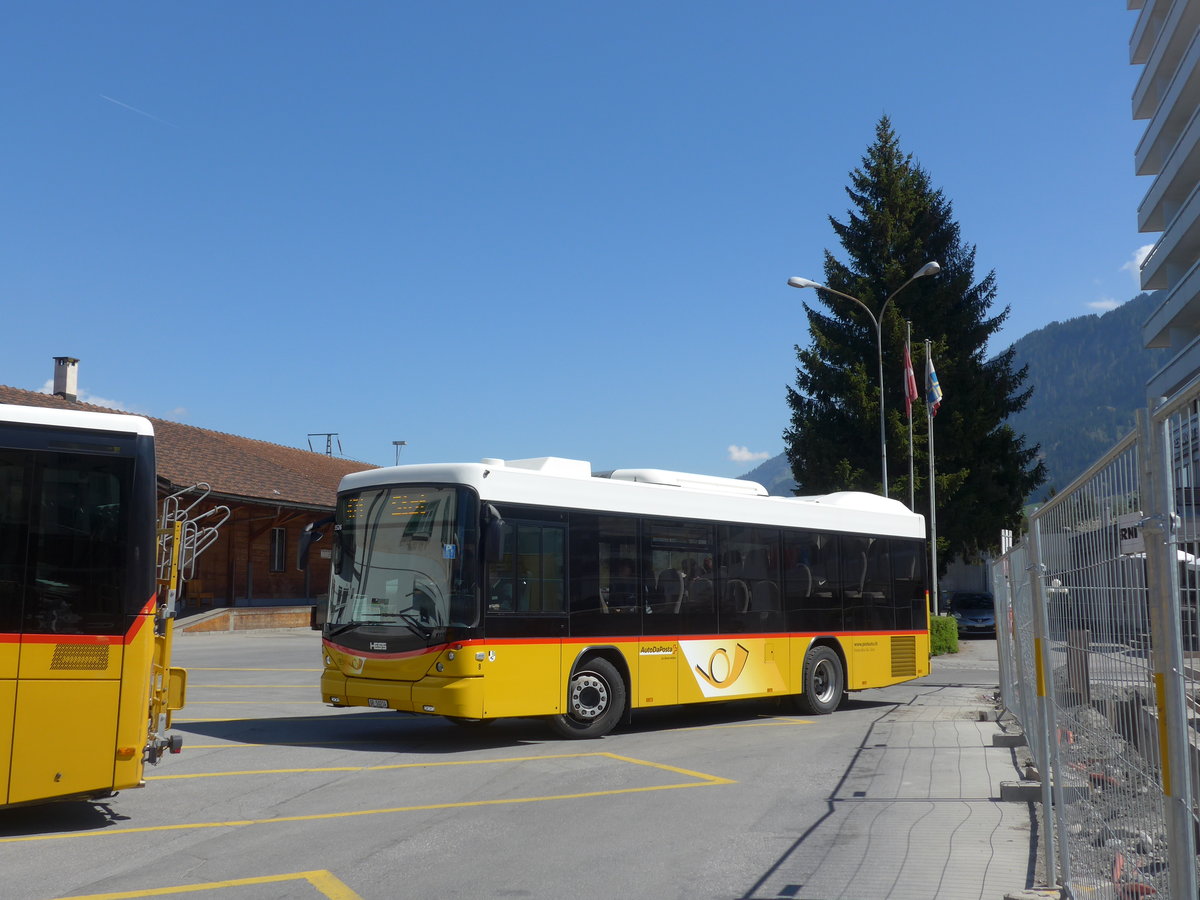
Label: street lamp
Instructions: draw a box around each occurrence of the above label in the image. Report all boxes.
[787,261,941,498]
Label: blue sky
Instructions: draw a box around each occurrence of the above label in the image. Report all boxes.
[2,3,1147,476]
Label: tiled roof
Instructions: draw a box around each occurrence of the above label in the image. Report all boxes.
[0,385,376,508]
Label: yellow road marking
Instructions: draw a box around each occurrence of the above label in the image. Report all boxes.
[2,754,733,843]
[190,684,314,689]
[145,751,730,781]
[648,716,813,734]
[177,700,327,704]
[53,869,359,899]
[183,740,384,749]
[172,713,365,724]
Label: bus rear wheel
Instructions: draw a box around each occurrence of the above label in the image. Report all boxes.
[549,657,626,739]
[793,645,844,715]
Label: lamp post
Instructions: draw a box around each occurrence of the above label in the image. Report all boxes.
[787,261,941,498]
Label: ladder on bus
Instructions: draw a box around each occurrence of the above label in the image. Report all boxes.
[146,484,231,764]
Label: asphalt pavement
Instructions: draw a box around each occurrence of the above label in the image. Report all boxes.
[0,631,1051,900]
[742,636,1053,900]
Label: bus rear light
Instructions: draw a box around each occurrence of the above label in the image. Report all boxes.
[116,746,137,760]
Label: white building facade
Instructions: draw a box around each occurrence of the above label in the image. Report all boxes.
[1133,0,1200,396]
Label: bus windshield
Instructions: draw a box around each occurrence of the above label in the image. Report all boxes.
[328,486,477,634]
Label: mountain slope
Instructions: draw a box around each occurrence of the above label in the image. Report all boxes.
[1008,292,1164,497]
[743,293,1165,500]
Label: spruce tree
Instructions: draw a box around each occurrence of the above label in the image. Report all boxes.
[783,116,1045,564]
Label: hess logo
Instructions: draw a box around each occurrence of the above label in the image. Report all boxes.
[694,642,750,688]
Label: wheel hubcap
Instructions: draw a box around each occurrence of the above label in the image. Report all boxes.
[813,660,834,703]
[569,673,608,720]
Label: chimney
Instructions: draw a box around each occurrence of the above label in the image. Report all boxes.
[53,357,79,402]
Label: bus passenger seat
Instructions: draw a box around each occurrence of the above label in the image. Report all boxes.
[726,579,750,612]
[752,580,780,611]
[658,568,685,613]
[688,577,714,613]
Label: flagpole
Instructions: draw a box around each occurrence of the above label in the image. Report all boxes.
[906,320,915,511]
[925,338,940,615]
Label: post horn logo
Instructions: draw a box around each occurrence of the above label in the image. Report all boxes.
[694,642,750,689]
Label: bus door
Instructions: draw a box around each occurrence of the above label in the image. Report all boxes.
[640,520,718,707]
[483,515,566,717]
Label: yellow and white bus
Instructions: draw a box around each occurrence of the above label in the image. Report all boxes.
[0,404,185,808]
[312,456,930,738]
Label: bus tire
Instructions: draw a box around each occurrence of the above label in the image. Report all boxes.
[549,656,626,739]
[794,645,844,715]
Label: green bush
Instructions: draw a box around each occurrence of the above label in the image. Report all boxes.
[930,615,959,656]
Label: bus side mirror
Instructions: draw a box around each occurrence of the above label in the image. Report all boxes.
[311,597,328,631]
[298,515,335,570]
[482,504,506,562]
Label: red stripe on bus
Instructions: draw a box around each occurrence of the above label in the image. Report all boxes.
[455,630,924,645]
[1,593,159,647]
[322,640,452,661]
[18,633,125,646]
[322,629,926,657]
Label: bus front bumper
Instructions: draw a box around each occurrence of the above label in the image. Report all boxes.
[321,670,485,719]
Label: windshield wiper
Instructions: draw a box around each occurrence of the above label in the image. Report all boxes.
[326,621,360,638]
[325,614,432,641]
[369,610,433,641]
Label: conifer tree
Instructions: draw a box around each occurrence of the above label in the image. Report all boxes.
[783,116,1045,563]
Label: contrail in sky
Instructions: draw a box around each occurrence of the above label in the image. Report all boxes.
[99,94,180,129]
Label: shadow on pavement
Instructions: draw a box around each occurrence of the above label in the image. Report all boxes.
[0,797,130,839]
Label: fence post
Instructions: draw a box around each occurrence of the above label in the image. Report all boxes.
[1010,568,1037,763]
[1138,406,1199,900]
[1027,518,1070,890]
[994,559,1014,716]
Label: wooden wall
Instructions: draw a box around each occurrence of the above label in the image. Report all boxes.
[173,498,332,610]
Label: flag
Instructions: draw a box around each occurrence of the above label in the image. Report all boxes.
[925,352,943,417]
[902,341,919,418]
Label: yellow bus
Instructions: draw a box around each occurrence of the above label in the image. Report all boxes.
[310,456,929,738]
[0,404,186,808]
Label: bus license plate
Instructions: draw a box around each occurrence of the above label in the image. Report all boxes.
[368,698,388,709]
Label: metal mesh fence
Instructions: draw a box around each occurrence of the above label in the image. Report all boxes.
[992,545,1040,768]
[992,407,1199,898]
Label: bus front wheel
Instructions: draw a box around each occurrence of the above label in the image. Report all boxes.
[794,645,844,715]
[550,657,626,739]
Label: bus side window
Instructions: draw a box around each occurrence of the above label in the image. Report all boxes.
[597,516,639,614]
[863,539,894,630]
[891,540,923,629]
[840,535,871,631]
[567,512,603,614]
[488,522,517,611]
[784,530,842,632]
[0,454,27,633]
[490,521,565,614]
